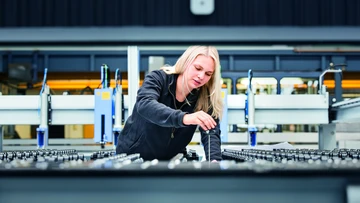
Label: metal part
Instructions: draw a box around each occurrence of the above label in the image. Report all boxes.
[319,123,337,150]
[0,93,329,126]
[94,88,113,147]
[227,94,329,125]
[112,68,123,148]
[245,70,257,146]
[0,85,354,152]
[318,64,343,95]
[100,64,110,89]
[0,125,3,152]
[208,131,210,162]
[51,95,95,124]
[127,46,140,116]
[36,85,49,149]
[0,95,122,125]
[331,97,360,123]
[219,89,229,142]
[113,85,122,148]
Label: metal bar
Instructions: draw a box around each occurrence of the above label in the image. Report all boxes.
[335,73,343,102]
[114,86,122,128]
[332,97,360,108]
[127,46,140,116]
[2,27,360,43]
[228,55,234,71]
[319,124,337,150]
[321,56,326,71]
[3,138,96,145]
[191,132,319,144]
[332,97,360,123]
[221,71,322,81]
[2,145,115,152]
[4,132,358,146]
[32,51,39,82]
[90,54,95,71]
[0,51,3,72]
[0,94,329,125]
[51,95,95,125]
[227,94,329,124]
[0,126,3,152]
[275,56,280,71]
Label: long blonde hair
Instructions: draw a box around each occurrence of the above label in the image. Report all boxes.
[161,46,223,120]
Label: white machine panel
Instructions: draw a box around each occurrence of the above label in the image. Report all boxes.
[332,97,360,123]
[0,94,329,125]
[51,95,94,125]
[0,96,40,125]
[227,94,329,125]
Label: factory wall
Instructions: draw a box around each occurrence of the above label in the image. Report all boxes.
[1,0,360,140]
[3,49,359,73]
[0,0,360,27]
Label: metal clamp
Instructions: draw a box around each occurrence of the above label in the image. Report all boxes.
[318,63,344,95]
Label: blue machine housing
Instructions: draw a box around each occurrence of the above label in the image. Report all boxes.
[94,88,114,144]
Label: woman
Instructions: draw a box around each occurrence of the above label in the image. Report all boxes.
[116,45,223,161]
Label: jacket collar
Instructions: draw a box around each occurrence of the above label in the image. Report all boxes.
[168,74,199,105]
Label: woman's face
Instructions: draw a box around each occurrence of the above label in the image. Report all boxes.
[185,55,215,90]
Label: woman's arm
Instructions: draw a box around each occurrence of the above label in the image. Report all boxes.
[135,70,186,128]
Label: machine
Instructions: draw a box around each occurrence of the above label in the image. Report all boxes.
[0,47,360,203]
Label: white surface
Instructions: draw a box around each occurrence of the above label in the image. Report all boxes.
[332,97,360,123]
[127,46,140,116]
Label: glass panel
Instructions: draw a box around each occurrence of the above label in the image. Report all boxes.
[280,78,318,95]
[280,77,319,133]
[221,78,232,94]
[232,77,278,133]
[237,77,277,95]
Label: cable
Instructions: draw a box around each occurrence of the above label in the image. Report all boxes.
[39,68,48,94]
[114,68,119,95]
[114,68,123,98]
[208,131,210,163]
[248,69,253,91]
[115,68,119,87]
[38,68,48,116]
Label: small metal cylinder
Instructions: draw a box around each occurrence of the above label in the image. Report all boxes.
[40,86,49,128]
[114,86,122,128]
[248,88,255,126]
[101,64,110,89]
[247,86,257,146]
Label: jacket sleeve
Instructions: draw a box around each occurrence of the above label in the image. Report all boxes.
[200,120,222,161]
[135,70,186,128]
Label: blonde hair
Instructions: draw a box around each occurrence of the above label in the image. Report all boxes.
[161,46,223,120]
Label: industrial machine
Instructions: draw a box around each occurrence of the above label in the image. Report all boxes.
[0,63,353,151]
[0,147,360,203]
[1,46,360,203]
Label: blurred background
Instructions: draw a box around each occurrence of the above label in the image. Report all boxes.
[0,0,359,146]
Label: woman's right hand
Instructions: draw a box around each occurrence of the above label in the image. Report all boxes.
[183,111,216,131]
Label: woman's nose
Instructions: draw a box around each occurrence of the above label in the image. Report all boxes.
[198,72,204,79]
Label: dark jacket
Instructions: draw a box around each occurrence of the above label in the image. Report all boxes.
[116,70,222,161]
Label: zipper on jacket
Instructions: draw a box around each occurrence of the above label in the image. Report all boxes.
[171,128,175,139]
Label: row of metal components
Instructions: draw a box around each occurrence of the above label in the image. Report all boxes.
[0,149,145,170]
[0,149,81,162]
[0,148,205,170]
[222,148,360,163]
